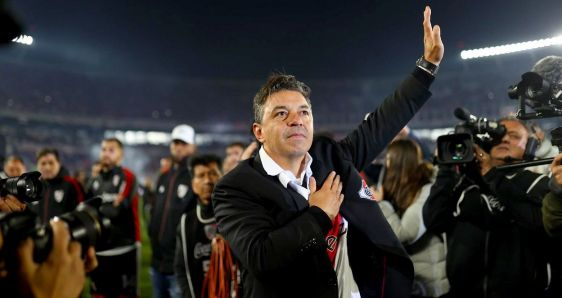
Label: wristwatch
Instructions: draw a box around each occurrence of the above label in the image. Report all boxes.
[416,56,439,76]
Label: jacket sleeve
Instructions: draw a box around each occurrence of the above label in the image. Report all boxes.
[482,169,549,230]
[64,177,85,210]
[423,166,464,234]
[543,191,562,237]
[85,177,98,199]
[117,170,141,241]
[174,214,193,298]
[118,170,138,209]
[212,177,333,279]
[451,185,499,230]
[338,68,433,171]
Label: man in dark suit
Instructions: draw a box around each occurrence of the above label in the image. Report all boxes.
[212,6,444,298]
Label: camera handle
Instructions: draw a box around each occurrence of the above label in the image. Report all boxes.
[495,157,554,171]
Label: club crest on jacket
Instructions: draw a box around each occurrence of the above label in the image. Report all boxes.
[54,190,64,203]
[358,179,374,200]
[177,184,189,198]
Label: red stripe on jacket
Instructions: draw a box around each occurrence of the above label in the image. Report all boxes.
[121,168,141,242]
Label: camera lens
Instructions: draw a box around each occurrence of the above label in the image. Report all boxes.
[32,199,111,263]
[0,171,43,203]
[22,179,38,198]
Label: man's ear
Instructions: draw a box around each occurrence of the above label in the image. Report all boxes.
[252,123,265,143]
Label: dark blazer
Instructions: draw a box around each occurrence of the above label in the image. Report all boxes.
[213,68,433,298]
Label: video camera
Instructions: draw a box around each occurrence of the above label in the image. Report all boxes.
[436,108,506,164]
[494,71,562,171]
[508,72,562,120]
[0,171,43,203]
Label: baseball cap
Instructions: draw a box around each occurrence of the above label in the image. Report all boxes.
[171,124,195,144]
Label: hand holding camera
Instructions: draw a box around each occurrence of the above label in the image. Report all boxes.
[474,144,493,176]
[16,219,97,298]
[0,171,111,296]
[0,194,26,213]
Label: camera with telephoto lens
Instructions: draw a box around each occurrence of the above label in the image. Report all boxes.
[0,197,111,265]
[0,171,43,203]
[436,107,506,164]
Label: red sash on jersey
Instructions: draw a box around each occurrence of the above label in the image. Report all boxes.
[325,213,343,267]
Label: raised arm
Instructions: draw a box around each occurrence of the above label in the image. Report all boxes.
[338,6,444,170]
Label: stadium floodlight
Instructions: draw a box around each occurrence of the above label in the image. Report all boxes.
[11,34,33,45]
[460,35,562,60]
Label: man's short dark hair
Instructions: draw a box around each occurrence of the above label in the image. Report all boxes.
[531,55,562,85]
[103,137,124,149]
[36,148,60,162]
[253,73,312,124]
[190,154,222,176]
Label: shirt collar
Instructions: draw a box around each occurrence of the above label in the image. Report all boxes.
[259,146,313,188]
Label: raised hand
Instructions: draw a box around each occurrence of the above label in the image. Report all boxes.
[422,6,444,65]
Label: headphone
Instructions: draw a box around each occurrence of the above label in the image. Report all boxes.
[499,117,539,161]
[522,123,540,161]
[523,136,539,161]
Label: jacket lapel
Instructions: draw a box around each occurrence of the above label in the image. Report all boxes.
[252,154,309,212]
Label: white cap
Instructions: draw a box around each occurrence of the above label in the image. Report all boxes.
[171,124,195,144]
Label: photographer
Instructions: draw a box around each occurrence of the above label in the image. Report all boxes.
[0,195,98,297]
[530,55,562,238]
[544,154,562,238]
[423,117,551,297]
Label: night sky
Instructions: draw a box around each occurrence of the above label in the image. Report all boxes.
[4,0,562,80]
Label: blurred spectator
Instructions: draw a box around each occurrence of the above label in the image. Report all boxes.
[149,124,197,298]
[160,157,172,174]
[87,137,141,297]
[29,148,85,223]
[91,160,102,178]
[140,177,156,224]
[175,154,237,298]
[376,139,449,297]
[0,155,26,179]
[364,125,432,192]
[73,170,88,190]
[85,160,102,192]
[221,142,245,174]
